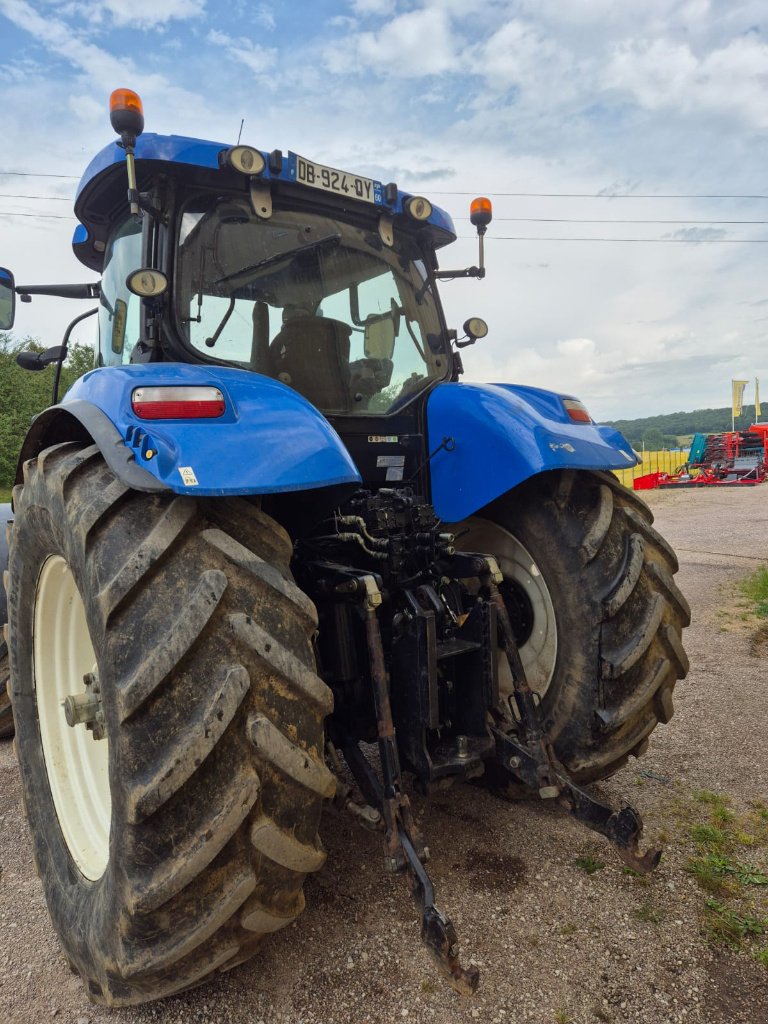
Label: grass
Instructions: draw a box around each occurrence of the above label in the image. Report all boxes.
[703,900,766,947]
[677,790,768,966]
[553,1009,573,1024]
[575,855,605,875]
[0,487,11,504]
[632,901,663,924]
[738,566,768,618]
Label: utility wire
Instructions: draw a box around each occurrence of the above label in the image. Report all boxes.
[0,171,79,179]
[2,172,768,200]
[0,193,71,201]
[7,194,768,225]
[454,216,768,225]
[434,190,768,199]
[460,235,768,243]
[0,211,75,220]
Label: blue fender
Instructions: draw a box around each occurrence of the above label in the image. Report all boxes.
[41,364,362,497]
[426,382,638,522]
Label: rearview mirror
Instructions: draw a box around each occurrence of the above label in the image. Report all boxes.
[0,268,16,331]
[364,314,396,361]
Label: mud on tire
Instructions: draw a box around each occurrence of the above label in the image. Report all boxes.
[457,469,690,782]
[8,442,333,1006]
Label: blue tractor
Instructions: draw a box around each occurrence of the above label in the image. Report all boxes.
[0,90,689,1005]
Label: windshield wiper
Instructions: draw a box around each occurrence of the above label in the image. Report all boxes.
[215,233,341,286]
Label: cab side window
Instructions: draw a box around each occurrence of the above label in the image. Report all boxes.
[98,218,142,366]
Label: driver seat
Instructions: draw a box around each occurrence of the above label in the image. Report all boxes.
[269,316,353,412]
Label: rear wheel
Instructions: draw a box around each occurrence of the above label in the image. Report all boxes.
[455,469,690,781]
[9,442,333,1005]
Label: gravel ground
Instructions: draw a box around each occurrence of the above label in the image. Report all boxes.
[1,484,767,1024]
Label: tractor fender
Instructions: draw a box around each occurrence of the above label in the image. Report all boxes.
[426,382,638,522]
[17,363,362,497]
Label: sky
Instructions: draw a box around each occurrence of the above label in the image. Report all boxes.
[0,0,767,421]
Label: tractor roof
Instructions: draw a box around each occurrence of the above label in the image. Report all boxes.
[72,133,456,272]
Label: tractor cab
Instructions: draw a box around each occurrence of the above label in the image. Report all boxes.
[41,89,487,492]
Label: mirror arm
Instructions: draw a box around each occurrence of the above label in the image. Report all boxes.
[16,282,101,301]
[434,267,485,281]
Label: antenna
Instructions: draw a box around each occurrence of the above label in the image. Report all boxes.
[237,118,244,145]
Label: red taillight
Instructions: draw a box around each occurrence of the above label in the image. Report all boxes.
[563,398,592,423]
[132,386,225,419]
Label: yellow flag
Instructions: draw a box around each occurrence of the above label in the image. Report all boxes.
[732,379,748,417]
[756,378,761,419]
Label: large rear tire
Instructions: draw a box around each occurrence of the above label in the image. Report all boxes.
[455,469,690,782]
[8,442,333,1006]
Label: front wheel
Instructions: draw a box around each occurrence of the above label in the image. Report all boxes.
[9,443,333,1005]
[455,469,690,781]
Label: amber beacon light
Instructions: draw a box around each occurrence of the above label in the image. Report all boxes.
[469,196,493,232]
[109,88,144,139]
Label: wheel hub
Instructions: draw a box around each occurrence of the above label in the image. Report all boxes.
[454,518,558,698]
[63,671,106,740]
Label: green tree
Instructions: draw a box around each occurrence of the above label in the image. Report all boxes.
[642,427,664,450]
[0,334,94,487]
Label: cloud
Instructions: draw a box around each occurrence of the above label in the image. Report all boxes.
[66,0,207,28]
[349,0,397,15]
[207,29,278,79]
[324,6,457,76]
[603,35,768,130]
[664,227,728,243]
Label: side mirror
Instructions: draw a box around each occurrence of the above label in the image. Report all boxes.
[0,268,16,330]
[364,314,396,361]
[16,346,66,371]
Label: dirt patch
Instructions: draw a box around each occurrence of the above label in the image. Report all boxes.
[463,848,527,891]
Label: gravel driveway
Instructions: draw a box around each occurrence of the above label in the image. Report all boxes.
[1,484,766,1024]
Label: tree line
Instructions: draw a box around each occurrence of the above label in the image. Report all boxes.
[602,405,760,450]
[0,333,94,487]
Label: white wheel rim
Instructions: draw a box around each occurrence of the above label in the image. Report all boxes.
[34,555,110,881]
[455,518,558,699]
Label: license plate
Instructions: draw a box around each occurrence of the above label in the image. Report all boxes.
[290,153,383,205]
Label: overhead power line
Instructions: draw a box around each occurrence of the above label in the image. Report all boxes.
[0,171,79,179]
[435,190,768,200]
[0,193,71,202]
[464,235,768,243]
[1,172,768,200]
[7,194,768,225]
[455,216,768,225]
[0,211,75,221]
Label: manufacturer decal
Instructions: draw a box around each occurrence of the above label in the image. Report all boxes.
[376,455,406,469]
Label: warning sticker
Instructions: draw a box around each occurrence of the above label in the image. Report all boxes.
[386,466,404,481]
[377,455,405,468]
[368,435,398,444]
[178,466,199,486]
